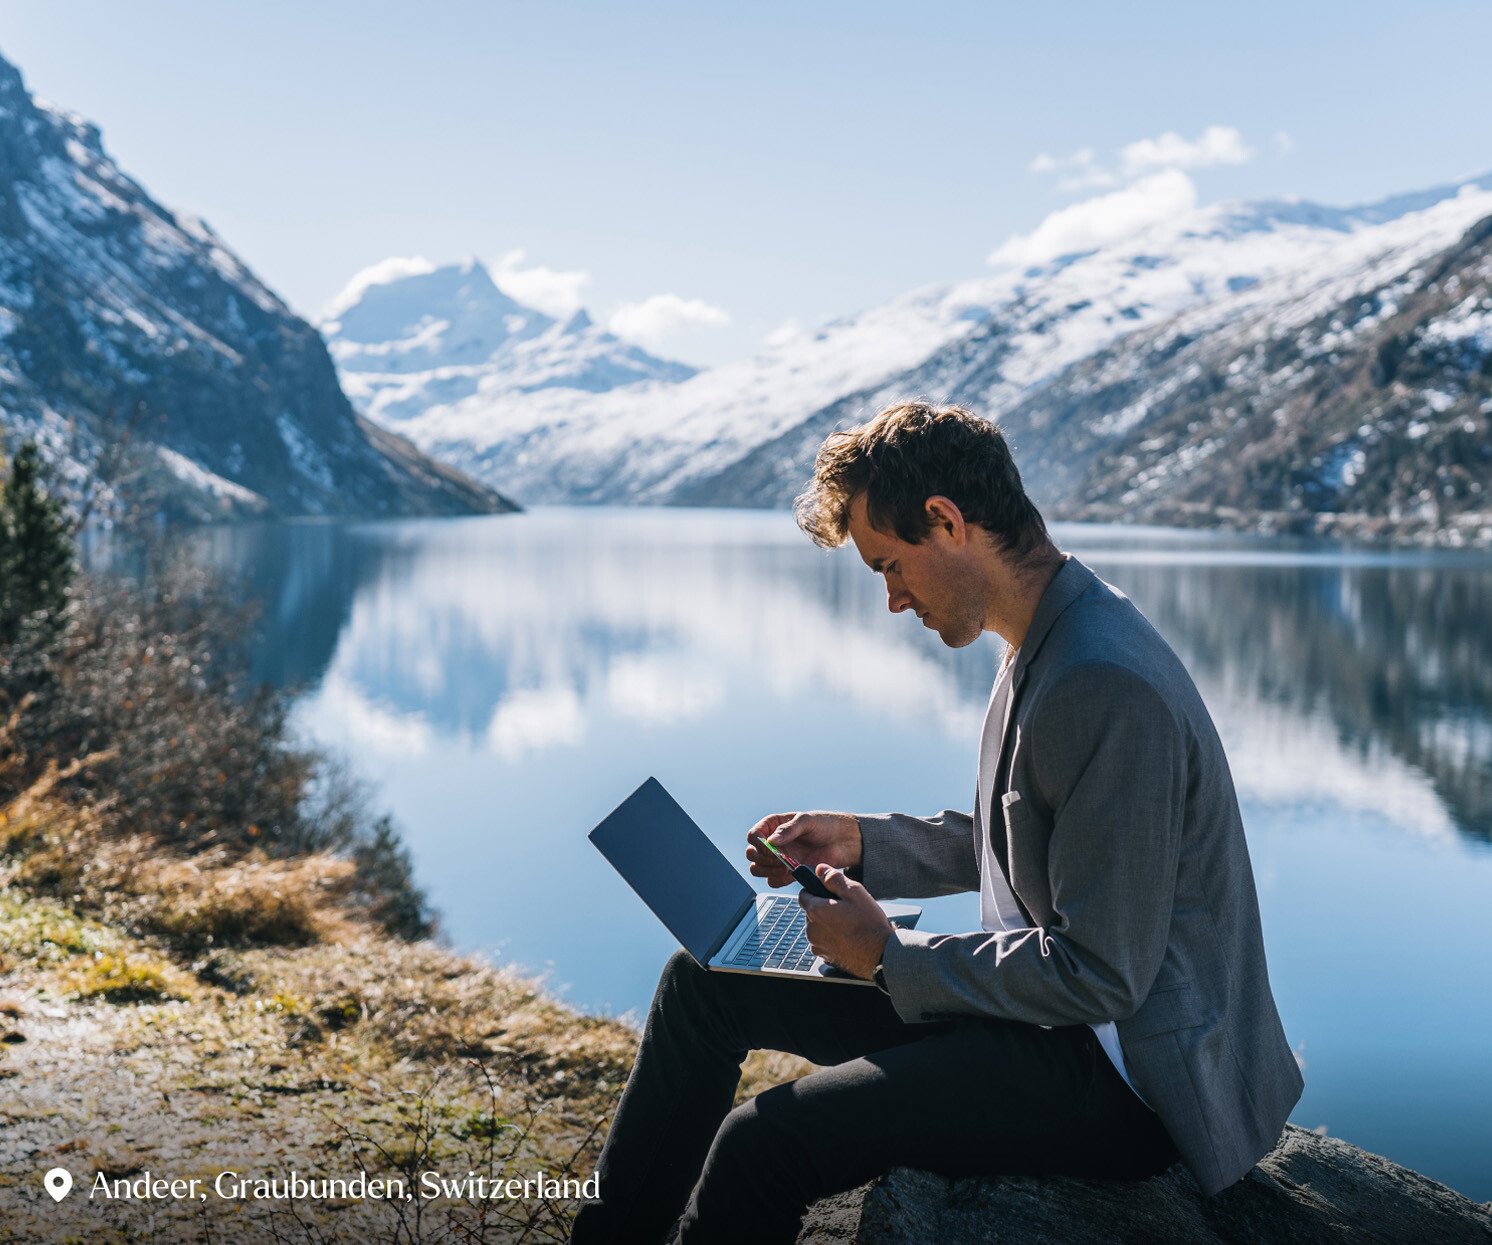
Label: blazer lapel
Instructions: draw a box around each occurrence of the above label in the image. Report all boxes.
[1012,554,1096,690]
[992,554,1097,926]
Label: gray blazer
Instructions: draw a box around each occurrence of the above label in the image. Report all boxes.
[858,554,1302,1196]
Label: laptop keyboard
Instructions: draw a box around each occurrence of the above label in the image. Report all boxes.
[725,895,817,972]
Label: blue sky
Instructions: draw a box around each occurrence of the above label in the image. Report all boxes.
[4,1,1490,365]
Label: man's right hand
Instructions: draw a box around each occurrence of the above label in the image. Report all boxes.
[745,811,862,887]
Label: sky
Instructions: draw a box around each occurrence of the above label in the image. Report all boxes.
[3,1,1491,366]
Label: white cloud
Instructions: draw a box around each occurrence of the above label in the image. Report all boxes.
[608,293,730,350]
[1272,130,1296,155]
[1118,125,1254,178]
[491,249,591,318]
[989,169,1199,267]
[1029,146,1095,176]
[1056,167,1122,193]
[1026,126,1260,204]
[320,256,435,323]
[764,319,802,348]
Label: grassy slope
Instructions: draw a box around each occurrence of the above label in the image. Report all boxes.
[0,785,808,1244]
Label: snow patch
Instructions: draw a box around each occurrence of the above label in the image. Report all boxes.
[321,256,437,325]
[156,447,265,506]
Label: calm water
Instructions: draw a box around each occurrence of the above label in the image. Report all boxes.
[172,507,1492,1201]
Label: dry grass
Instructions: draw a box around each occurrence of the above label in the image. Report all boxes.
[3,774,356,954]
[0,773,813,1242]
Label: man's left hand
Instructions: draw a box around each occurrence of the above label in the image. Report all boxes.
[799,864,893,981]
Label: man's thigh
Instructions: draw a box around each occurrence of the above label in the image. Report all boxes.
[664,951,951,1068]
[716,1016,1145,1189]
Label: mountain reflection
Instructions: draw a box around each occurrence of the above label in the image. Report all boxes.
[183,511,1492,849]
[1089,556,1492,846]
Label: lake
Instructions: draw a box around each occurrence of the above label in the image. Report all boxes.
[172,507,1492,1202]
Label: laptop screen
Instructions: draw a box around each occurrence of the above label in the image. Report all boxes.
[589,777,756,963]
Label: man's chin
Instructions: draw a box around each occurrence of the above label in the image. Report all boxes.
[932,621,981,649]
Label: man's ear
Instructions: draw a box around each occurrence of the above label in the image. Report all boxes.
[924,495,967,544]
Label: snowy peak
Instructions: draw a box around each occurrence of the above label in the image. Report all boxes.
[323,256,695,426]
[322,257,553,374]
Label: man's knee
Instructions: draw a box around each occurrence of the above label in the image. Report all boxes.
[647,948,732,1039]
[711,1087,803,1169]
[659,946,702,991]
[707,1098,775,1175]
[653,948,710,1015]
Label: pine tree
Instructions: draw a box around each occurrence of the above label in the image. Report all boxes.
[0,440,76,650]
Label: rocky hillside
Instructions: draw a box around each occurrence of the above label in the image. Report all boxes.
[684,182,1492,549]
[1000,215,1492,544]
[0,48,512,522]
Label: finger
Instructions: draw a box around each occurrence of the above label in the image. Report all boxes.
[746,813,788,844]
[750,864,792,888]
[746,829,793,885]
[815,862,856,898]
[767,813,805,846]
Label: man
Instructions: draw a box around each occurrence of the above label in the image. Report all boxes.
[572,401,1302,1245]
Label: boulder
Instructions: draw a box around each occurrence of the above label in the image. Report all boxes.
[796,1125,1492,1243]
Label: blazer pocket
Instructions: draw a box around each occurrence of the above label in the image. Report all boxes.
[1002,794,1048,916]
[1123,983,1208,1040]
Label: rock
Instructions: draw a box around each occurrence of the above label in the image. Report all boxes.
[795,1125,1492,1244]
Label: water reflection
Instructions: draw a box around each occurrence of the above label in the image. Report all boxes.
[183,512,1492,850]
[1086,557,1492,843]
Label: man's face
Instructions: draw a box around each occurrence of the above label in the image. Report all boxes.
[846,493,986,648]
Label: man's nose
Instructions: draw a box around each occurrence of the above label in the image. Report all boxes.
[886,581,912,613]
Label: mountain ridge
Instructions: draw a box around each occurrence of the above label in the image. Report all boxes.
[320,257,695,434]
[317,138,1492,544]
[0,47,513,523]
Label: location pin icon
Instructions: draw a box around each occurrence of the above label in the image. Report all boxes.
[44,1167,73,1202]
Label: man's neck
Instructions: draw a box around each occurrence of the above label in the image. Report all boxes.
[987,549,1063,649]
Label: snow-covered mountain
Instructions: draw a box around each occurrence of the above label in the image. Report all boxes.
[0,48,510,522]
[321,258,694,430]
[981,210,1492,544]
[335,175,1492,533]
[696,180,1492,524]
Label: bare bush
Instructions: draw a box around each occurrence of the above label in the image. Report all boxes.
[2,523,435,941]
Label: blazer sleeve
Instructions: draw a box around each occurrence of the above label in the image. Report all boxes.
[852,800,980,898]
[877,661,1187,1026]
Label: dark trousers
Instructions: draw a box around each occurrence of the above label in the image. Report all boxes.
[570,949,1179,1245]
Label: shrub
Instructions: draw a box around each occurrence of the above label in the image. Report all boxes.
[70,950,186,1004]
[0,450,435,942]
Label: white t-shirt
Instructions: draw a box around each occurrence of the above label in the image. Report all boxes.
[978,647,1146,1104]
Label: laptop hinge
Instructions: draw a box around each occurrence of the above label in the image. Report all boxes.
[704,894,759,963]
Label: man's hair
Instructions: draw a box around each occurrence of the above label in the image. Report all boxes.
[794,400,1052,562]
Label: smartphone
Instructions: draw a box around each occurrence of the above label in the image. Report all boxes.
[749,832,836,899]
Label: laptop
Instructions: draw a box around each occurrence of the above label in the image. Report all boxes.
[589,777,920,985]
